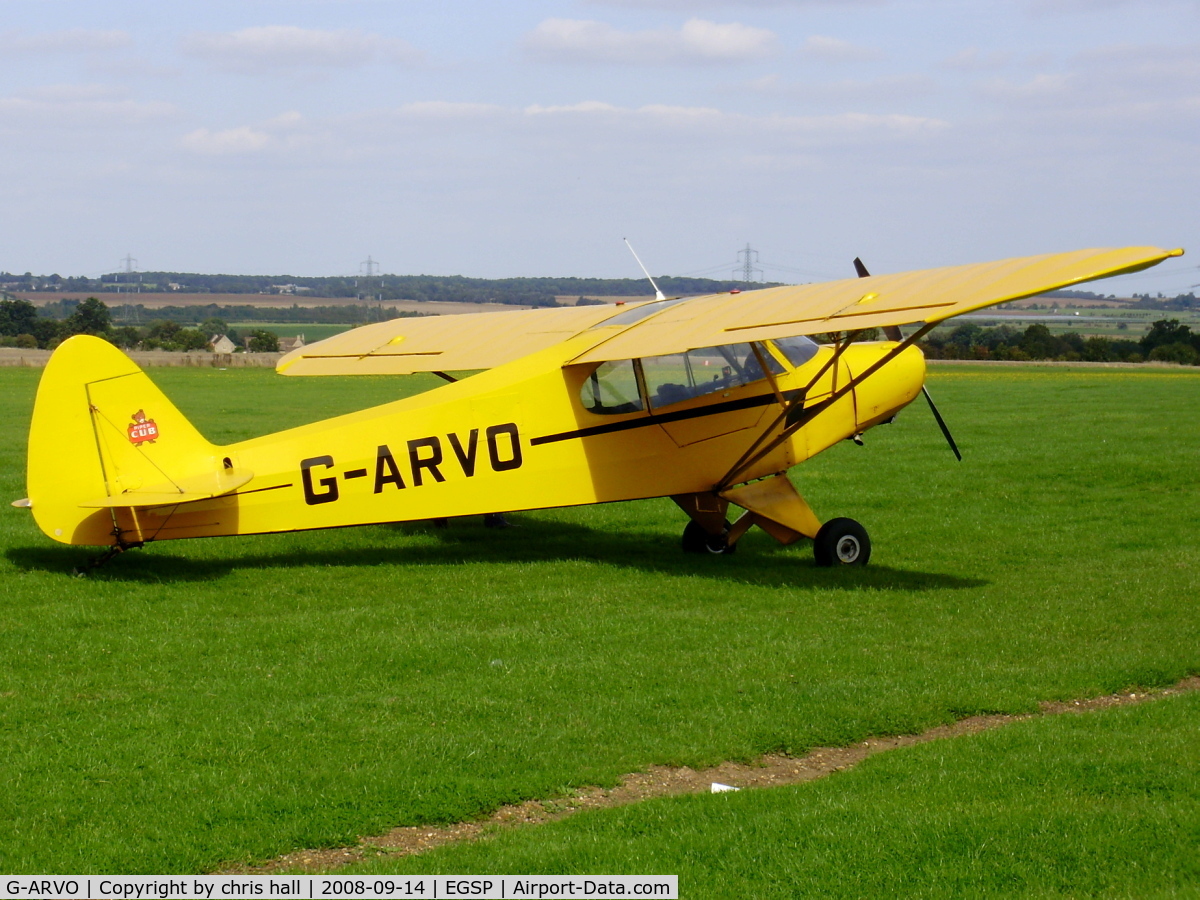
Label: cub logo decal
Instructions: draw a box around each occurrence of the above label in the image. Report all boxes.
[127,409,159,445]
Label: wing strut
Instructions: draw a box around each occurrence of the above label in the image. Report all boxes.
[716,329,862,491]
[715,322,937,491]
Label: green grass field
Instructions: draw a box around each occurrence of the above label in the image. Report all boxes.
[0,364,1197,881]
[348,692,1200,897]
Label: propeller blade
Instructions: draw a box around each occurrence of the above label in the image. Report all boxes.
[852,257,903,342]
[921,385,962,461]
[855,256,956,458]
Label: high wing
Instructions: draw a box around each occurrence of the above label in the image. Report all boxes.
[277,304,625,376]
[571,246,1181,364]
[280,246,1181,376]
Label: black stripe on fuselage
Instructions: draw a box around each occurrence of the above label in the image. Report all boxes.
[530,389,802,446]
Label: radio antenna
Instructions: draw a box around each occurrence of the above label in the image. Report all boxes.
[623,238,666,301]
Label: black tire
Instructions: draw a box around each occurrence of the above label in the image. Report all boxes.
[681,519,737,555]
[813,518,870,567]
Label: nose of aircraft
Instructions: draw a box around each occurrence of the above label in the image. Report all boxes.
[845,342,926,431]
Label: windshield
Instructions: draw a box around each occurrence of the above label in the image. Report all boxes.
[771,335,820,369]
[596,297,690,327]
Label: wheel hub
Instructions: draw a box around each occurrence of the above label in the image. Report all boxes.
[835,535,861,564]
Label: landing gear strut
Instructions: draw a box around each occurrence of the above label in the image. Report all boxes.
[73,538,144,577]
[673,483,871,566]
[681,519,737,555]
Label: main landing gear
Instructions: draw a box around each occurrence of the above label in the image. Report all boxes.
[681,519,737,555]
[812,517,870,567]
[673,476,871,567]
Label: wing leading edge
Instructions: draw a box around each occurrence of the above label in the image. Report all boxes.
[279,246,1182,376]
[571,246,1183,364]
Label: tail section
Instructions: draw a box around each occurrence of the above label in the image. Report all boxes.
[26,336,246,546]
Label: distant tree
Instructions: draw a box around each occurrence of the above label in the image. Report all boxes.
[29,318,61,348]
[0,298,39,336]
[63,297,112,336]
[111,326,142,349]
[148,320,182,342]
[1019,323,1055,359]
[1082,337,1115,362]
[1149,342,1199,365]
[14,334,38,349]
[1140,319,1193,355]
[175,328,211,352]
[199,316,228,335]
[247,329,279,352]
[946,322,983,351]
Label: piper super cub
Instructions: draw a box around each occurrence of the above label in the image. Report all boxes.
[15,245,1182,569]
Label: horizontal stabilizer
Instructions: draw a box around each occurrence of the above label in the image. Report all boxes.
[79,468,254,509]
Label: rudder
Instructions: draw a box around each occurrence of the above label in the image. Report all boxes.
[26,336,225,545]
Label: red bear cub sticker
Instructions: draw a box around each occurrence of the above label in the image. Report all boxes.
[127,409,160,445]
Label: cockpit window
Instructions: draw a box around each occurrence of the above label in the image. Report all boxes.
[771,335,820,369]
[580,359,645,415]
[641,342,782,410]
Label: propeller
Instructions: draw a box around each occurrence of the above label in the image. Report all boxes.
[919,385,962,461]
[853,257,962,461]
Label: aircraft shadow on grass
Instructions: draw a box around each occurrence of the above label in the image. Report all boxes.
[6,514,987,592]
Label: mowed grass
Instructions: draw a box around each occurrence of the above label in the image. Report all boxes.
[349,692,1200,897]
[0,364,1197,874]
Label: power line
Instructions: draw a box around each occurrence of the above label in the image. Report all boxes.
[734,244,763,283]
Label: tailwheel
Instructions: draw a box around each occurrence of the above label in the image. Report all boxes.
[682,519,737,555]
[813,518,870,567]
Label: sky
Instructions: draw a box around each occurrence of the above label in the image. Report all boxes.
[1,0,1198,294]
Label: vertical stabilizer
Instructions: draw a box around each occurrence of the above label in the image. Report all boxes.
[26,336,219,545]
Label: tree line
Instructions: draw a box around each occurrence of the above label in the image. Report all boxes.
[920,320,1200,365]
[4,295,1198,366]
[2,271,760,306]
[0,298,281,352]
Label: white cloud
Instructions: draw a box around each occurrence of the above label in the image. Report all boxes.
[976,72,1074,106]
[181,26,422,72]
[942,47,1013,70]
[392,101,507,119]
[587,0,886,7]
[0,85,174,126]
[3,29,132,54]
[181,126,272,155]
[524,101,624,115]
[1024,0,1187,12]
[975,43,1200,115]
[771,111,948,137]
[747,72,936,103]
[799,35,884,62]
[523,17,777,64]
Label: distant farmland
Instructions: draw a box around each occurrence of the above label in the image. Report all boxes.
[15,292,555,315]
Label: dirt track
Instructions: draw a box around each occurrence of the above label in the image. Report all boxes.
[225,676,1200,875]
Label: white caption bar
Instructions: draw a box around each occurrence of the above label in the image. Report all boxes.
[2,876,678,900]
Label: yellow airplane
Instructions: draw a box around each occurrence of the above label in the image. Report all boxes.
[14,246,1182,569]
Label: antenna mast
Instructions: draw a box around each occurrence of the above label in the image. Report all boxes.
[623,238,666,301]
